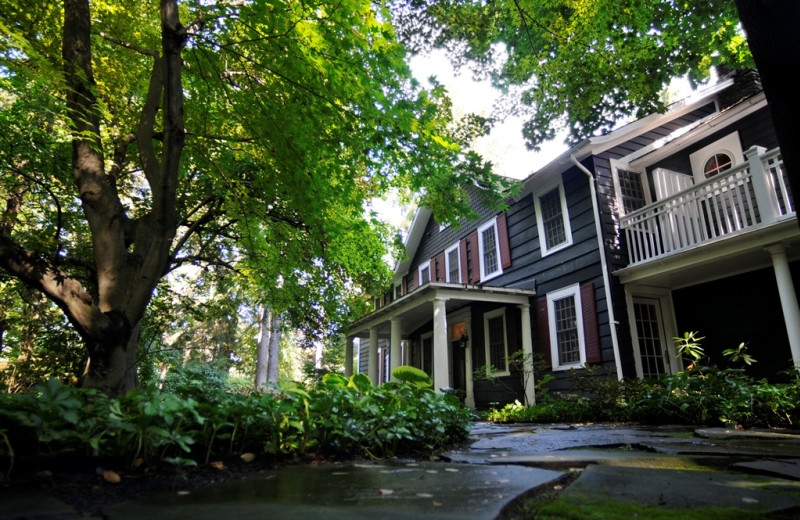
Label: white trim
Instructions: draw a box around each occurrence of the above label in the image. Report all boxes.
[417,262,431,286]
[688,131,744,184]
[547,284,586,371]
[534,182,573,256]
[444,242,461,283]
[483,307,510,376]
[477,217,503,282]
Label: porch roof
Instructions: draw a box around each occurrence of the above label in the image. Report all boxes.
[347,282,536,339]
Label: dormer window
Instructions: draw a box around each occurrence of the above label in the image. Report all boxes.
[689,131,744,184]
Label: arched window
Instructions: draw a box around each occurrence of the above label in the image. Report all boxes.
[702,152,734,178]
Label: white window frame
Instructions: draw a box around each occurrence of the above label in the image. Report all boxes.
[547,284,586,371]
[418,262,431,286]
[610,158,652,216]
[483,308,510,377]
[444,242,461,283]
[689,131,744,184]
[477,217,503,282]
[534,182,573,257]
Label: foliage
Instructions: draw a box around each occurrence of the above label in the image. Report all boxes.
[0,0,517,394]
[485,335,800,429]
[0,371,470,478]
[396,0,751,150]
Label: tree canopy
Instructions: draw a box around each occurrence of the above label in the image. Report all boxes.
[397,0,752,149]
[0,0,513,394]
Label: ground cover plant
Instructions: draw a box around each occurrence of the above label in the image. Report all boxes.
[486,334,800,429]
[0,366,471,481]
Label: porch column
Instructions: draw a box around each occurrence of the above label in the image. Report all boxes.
[368,327,379,385]
[518,303,536,406]
[433,297,451,392]
[766,245,800,368]
[390,318,403,381]
[345,336,354,378]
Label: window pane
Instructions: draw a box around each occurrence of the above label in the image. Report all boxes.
[448,249,460,282]
[540,188,566,249]
[420,266,430,284]
[634,301,666,378]
[487,315,506,370]
[619,169,646,213]
[554,295,580,365]
[482,226,498,275]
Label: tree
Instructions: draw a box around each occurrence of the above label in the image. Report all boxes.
[1,0,512,395]
[398,0,799,227]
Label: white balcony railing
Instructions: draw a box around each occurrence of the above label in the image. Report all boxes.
[620,146,795,266]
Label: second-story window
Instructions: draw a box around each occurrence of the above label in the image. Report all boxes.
[418,263,430,285]
[445,243,460,283]
[535,182,573,256]
[477,218,502,281]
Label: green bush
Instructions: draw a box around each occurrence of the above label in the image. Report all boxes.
[0,369,471,478]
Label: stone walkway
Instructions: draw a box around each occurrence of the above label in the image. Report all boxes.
[5,422,800,519]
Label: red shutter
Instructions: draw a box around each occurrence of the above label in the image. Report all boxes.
[409,268,418,291]
[581,283,602,364]
[469,231,481,283]
[430,257,437,282]
[497,212,511,269]
[536,296,552,367]
[459,239,468,284]
[436,252,445,281]
[402,277,407,295]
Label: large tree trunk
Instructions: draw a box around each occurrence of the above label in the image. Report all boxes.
[267,312,282,383]
[255,305,271,387]
[82,322,140,394]
[735,0,800,231]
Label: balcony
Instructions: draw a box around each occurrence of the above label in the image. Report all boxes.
[620,146,795,267]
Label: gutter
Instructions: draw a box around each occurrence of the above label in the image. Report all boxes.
[570,155,624,380]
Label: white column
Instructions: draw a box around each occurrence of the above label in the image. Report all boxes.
[368,327,379,385]
[432,297,451,392]
[766,245,800,368]
[390,318,403,381]
[345,336,354,378]
[518,303,536,406]
[745,146,780,224]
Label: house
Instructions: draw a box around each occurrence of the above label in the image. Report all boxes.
[345,70,800,408]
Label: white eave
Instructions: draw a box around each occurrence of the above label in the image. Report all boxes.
[393,206,431,279]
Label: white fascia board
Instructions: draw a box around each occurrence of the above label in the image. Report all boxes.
[518,79,734,197]
[393,206,431,276]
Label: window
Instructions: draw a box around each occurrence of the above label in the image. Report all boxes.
[534,183,572,256]
[420,332,433,377]
[393,283,401,300]
[618,169,648,213]
[445,243,460,283]
[477,218,503,281]
[483,308,509,376]
[418,263,430,286]
[689,131,744,184]
[547,284,585,370]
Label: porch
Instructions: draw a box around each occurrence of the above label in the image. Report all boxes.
[617,145,800,368]
[345,282,536,408]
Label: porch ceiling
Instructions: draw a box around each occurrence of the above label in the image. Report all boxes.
[347,282,536,339]
[614,219,800,289]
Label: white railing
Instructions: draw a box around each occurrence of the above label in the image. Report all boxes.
[620,146,794,266]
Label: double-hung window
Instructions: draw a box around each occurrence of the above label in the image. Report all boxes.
[535,183,572,256]
[445,243,461,283]
[547,284,586,370]
[418,263,431,286]
[483,308,509,376]
[477,218,503,281]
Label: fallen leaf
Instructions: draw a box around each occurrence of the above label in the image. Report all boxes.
[240,453,255,463]
[497,479,510,483]
[132,458,144,468]
[379,489,394,496]
[103,470,122,484]
[416,493,434,498]
[444,468,459,472]
[177,490,191,496]
[433,501,443,506]
[331,472,349,476]
[742,498,759,504]
[209,461,225,470]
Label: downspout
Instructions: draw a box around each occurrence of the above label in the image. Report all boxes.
[570,155,624,380]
